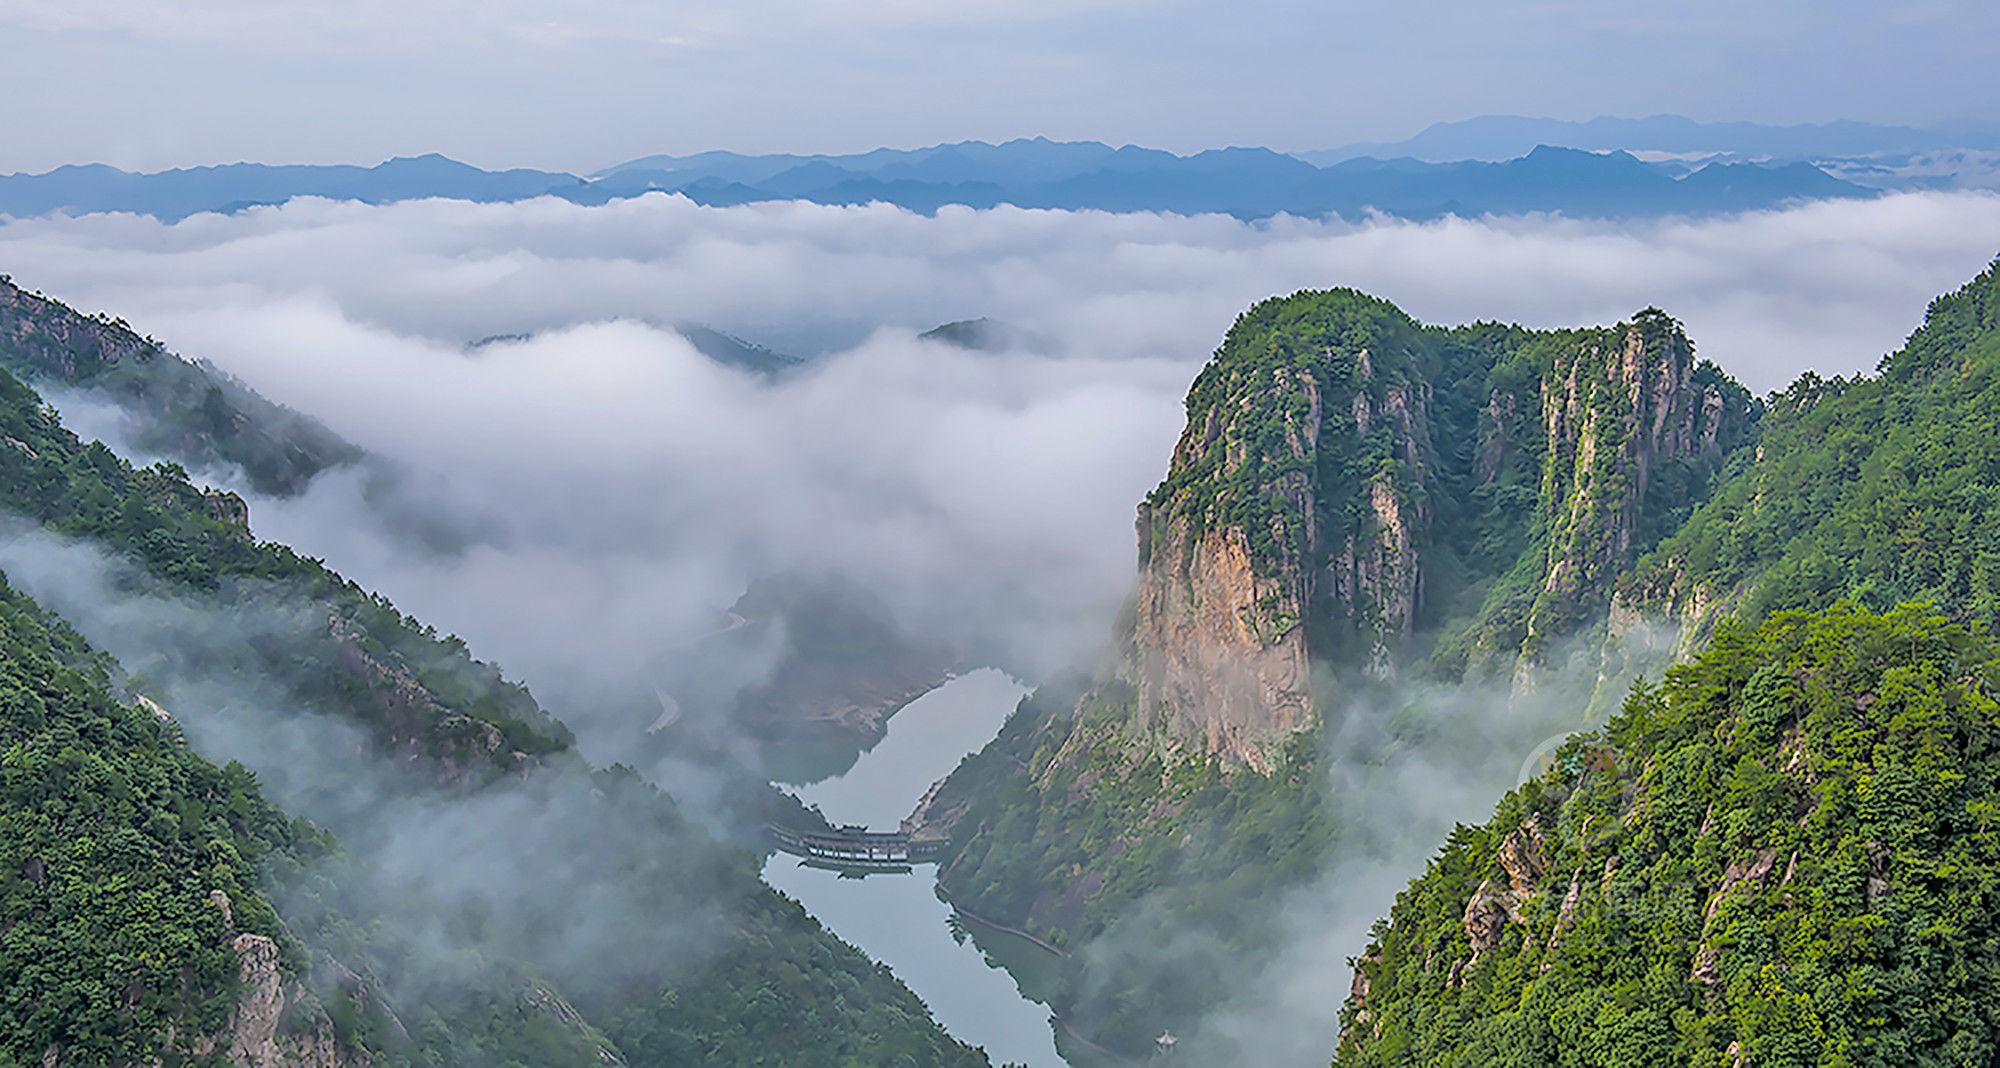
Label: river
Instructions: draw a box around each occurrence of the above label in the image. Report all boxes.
[760,668,1068,1068]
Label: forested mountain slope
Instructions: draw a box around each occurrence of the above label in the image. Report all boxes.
[0,280,987,1065]
[0,574,363,1067]
[0,276,361,496]
[1340,604,2000,1067]
[1625,256,2000,639]
[0,363,568,771]
[1336,256,2000,1065]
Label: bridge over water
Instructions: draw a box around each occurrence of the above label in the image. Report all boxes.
[767,823,943,875]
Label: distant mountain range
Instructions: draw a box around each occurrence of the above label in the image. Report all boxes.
[0,154,583,221]
[1307,115,2000,192]
[1309,114,2000,164]
[9,115,1999,224]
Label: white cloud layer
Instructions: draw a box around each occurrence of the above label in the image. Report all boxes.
[5,191,1999,749]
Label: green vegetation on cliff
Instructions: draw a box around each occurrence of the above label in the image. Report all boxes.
[1629,256,2000,636]
[938,681,1333,1052]
[1139,285,1752,673]
[1340,602,2000,1067]
[1335,256,2000,1064]
[0,572,331,1065]
[940,285,1760,1058]
[0,362,570,765]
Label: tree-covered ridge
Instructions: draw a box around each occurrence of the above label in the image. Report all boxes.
[0,342,991,1065]
[610,881,992,1067]
[0,363,570,767]
[1339,602,2000,1067]
[0,551,988,1067]
[0,276,361,497]
[1136,285,1753,673]
[1626,256,2000,640]
[1143,288,1428,581]
[0,570,334,1065]
[272,760,993,1068]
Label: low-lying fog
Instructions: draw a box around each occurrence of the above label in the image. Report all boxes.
[6,189,2000,1063]
[11,190,1999,747]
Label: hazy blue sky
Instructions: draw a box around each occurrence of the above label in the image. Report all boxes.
[1,0,1996,172]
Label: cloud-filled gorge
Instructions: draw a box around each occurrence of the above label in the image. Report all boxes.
[11,192,2000,724]
[6,190,2000,1062]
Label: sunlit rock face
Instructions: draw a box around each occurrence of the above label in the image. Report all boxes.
[1124,291,1754,767]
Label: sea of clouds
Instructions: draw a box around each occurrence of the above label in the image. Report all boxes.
[4,189,2000,1063]
[7,191,1997,730]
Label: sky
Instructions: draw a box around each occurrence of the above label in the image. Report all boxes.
[1,0,1997,173]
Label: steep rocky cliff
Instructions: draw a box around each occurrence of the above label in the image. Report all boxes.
[1126,291,1753,765]
[157,894,371,1068]
[932,288,1756,1059]
[1621,256,2000,648]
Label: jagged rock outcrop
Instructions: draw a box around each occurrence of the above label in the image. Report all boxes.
[1522,311,1737,649]
[1131,517,1316,766]
[145,892,367,1068]
[523,986,626,1065]
[1457,819,1551,974]
[218,934,347,1068]
[902,773,962,842]
[1689,847,1781,985]
[1124,291,1753,764]
[205,488,251,528]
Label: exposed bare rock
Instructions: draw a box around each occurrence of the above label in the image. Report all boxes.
[1544,869,1585,966]
[134,694,174,723]
[1348,951,1382,1037]
[524,986,625,1064]
[199,934,357,1068]
[1690,847,1780,985]
[902,774,963,842]
[1124,300,1749,767]
[1865,841,1890,904]
[1461,880,1512,973]
[1130,336,1431,766]
[204,489,250,529]
[1132,517,1315,769]
[326,611,513,774]
[1496,819,1550,898]
[1524,314,1741,657]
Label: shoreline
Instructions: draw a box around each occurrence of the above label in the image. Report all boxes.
[946,900,1069,959]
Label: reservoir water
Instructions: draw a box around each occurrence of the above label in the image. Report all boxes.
[760,668,1067,1067]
